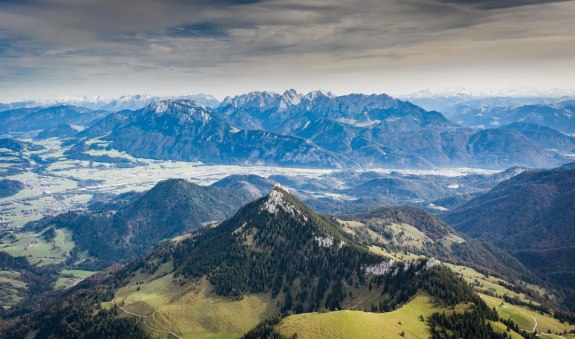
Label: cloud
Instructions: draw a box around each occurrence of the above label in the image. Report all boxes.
[433,0,573,10]
[165,23,230,38]
[0,0,573,100]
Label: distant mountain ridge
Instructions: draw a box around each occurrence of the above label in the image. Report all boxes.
[0,94,220,112]
[26,179,253,268]
[217,90,452,133]
[213,90,569,168]
[444,102,575,134]
[4,90,574,169]
[3,184,510,338]
[0,105,108,133]
[81,99,352,167]
[445,163,575,310]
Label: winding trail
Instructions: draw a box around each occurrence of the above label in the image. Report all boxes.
[516,307,570,338]
[111,295,182,339]
[531,315,538,333]
[518,308,538,333]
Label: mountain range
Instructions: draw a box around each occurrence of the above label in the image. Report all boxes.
[2,89,575,338]
[26,179,255,268]
[85,100,351,167]
[446,163,575,310]
[0,105,108,133]
[2,90,574,169]
[0,94,220,112]
[2,184,527,338]
[447,102,575,133]
[58,90,573,169]
[343,206,535,282]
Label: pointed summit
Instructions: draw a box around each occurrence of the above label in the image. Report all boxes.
[303,90,335,101]
[220,91,281,110]
[260,183,308,220]
[172,187,390,300]
[272,182,289,193]
[280,89,302,106]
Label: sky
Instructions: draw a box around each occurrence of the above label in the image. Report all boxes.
[0,0,574,102]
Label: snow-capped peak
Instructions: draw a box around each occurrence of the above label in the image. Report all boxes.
[221,91,281,110]
[403,87,575,99]
[304,90,335,101]
[147,100,211,123]
[272,183,289,193]
[281,89,302,104]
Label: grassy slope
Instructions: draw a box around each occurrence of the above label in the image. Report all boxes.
[107,232,574,339]
[112,269,278,339]
[448,263,575,337]
[277,293,454,339]
[369,248,565,310]
[276,292,559,339]
[0,227,76,308]
[1,228,75,265]
[488,321,523,339]
[481,294,575,337]
[0,270,26,308]
[340,219,434,252]
[55,269,97,288]
[445,263,542,303]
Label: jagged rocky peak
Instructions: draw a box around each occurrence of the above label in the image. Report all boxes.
[145,99,211,123]
[302,90,335,101]
[221,89,303,110]
[221,91,281,109]
[149,99,205,113]
[281,89,302,104]
[272,182,289,193]
[277,89,303,111]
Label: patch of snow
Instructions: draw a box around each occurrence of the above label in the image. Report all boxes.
[427,203,448,212]
[154,101,169,114]
[369,167,500,177]
[337,118,381,127]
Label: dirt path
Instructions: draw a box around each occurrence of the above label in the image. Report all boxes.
[517,307,538,333]
[112,295,182,339]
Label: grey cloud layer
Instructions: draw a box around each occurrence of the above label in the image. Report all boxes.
[435,0,572,10]
[0,0,573,100]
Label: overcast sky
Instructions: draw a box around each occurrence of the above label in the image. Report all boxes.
[0,0,574,101]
